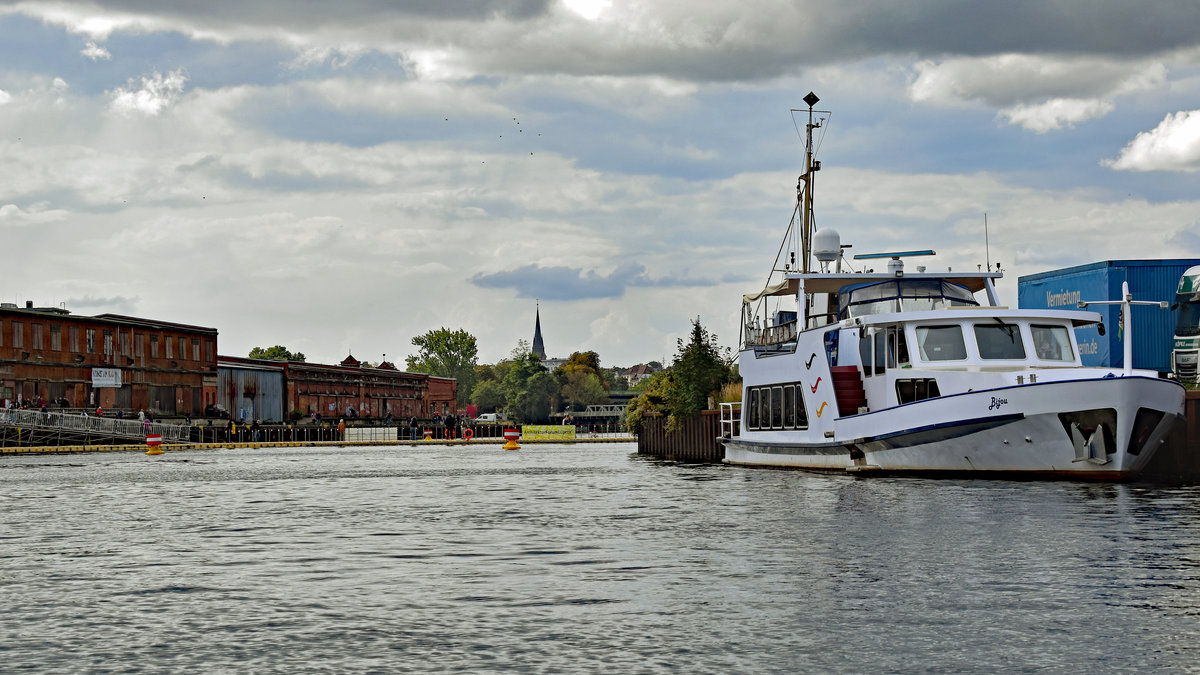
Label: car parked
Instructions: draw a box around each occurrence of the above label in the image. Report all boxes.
[204,403,230,418]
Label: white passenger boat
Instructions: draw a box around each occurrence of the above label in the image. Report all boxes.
[720,94,1185,479]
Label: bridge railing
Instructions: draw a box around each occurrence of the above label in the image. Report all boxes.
[0,409,190,442]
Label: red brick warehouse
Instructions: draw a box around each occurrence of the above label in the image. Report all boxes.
[0,301,217,413]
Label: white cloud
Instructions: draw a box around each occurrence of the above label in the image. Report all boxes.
[910,54,1166,130]
[1106,110,1200,172]
[0,89,10,105]
[81,40,110,60]
[109,69,187,116]
[0,202,69,227]
[999,98,1115,133]
[561,0,612,22]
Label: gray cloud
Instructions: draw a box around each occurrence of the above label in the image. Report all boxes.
[64,295,140,314]
[471,263,712,300]
[9,2,1200,83]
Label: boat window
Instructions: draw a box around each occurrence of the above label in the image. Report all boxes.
[744,383,809,430]
[887,326,908,368]
[858,331,873,377]
[839,280,980,319]
[1031,324,1073,361]
[974,323,1026,360]
[896,378,941,404]
[823,329,840,367]
[874,331,887,376]
[916,325,967,361]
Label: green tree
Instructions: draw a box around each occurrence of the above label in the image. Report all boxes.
[470,379,507,413]
[600,366,626,392]
[513,371,560,422]
[562,350,601,374]
[249,345,305,361]
[553,350,610,411]
[405,327,479,407]
[509,339,532,361]
[623,318,734,433]
[559,369,609,411]
[624,369,674,434]
[669,319,733,419]
[500,352,559,422]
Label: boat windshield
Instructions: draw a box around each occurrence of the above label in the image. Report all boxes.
[838,280,978,319]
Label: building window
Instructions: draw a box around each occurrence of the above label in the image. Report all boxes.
[50,325,61,351]
[13,321,24,349]
[192,338,200,361]
[32,324,43,350]
[103,330,113,358]
[0,318,4,347]
[204,339,213,363]
[135,333,144,357]
[150,334,159,358]
[119,331,131,356]
[69,326,79,353]
[86,328,95,353]
[166,336,174,359]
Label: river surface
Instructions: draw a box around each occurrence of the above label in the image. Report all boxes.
[2,443,1199,673]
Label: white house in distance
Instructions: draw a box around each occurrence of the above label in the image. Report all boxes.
[622,362,662,388]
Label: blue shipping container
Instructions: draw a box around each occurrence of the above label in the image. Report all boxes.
[1017,259,1200,372]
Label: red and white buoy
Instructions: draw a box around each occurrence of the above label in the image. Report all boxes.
[145,433,163,456]
[503,428,520,450]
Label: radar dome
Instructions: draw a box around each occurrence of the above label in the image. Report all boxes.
[813,228,841,263]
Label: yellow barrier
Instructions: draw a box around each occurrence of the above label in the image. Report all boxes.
[521,425,577,441]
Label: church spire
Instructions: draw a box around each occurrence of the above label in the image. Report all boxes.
[532,301,547,360]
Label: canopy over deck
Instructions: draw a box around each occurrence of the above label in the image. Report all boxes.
[743,272,1002,304]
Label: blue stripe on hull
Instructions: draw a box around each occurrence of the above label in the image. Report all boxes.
[726,413,1025,456]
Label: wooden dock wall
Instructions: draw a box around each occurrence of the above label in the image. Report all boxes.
[636,410,724,462]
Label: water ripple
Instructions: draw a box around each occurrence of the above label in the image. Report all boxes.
[2,443,1200,672]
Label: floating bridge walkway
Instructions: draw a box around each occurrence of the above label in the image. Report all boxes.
[0,409,189,448]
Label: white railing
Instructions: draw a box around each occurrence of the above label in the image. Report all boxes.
[719,402,741,439]
[744,320,798,347]
[0,409,190,442]
[344,427,399,442]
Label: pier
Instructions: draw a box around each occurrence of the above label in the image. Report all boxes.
[0,412,633,454]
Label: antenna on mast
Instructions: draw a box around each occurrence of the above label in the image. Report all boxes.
[798,91,821,274]
[984,213,991,272]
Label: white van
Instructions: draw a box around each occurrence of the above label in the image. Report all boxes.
[474,413,500,423]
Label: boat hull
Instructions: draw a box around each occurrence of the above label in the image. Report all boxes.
[722,376,1185,479]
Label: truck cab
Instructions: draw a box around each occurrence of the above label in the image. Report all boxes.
[1172,265,1200,383]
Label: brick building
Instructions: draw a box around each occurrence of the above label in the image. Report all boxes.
[218,354,458,422]
[0,302,217,414]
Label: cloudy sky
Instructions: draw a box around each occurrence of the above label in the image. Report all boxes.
[3,1,1200,369]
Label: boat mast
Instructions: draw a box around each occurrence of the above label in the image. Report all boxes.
[799,91,821,274]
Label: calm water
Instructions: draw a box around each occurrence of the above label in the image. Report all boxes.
[2,443,1199,673]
